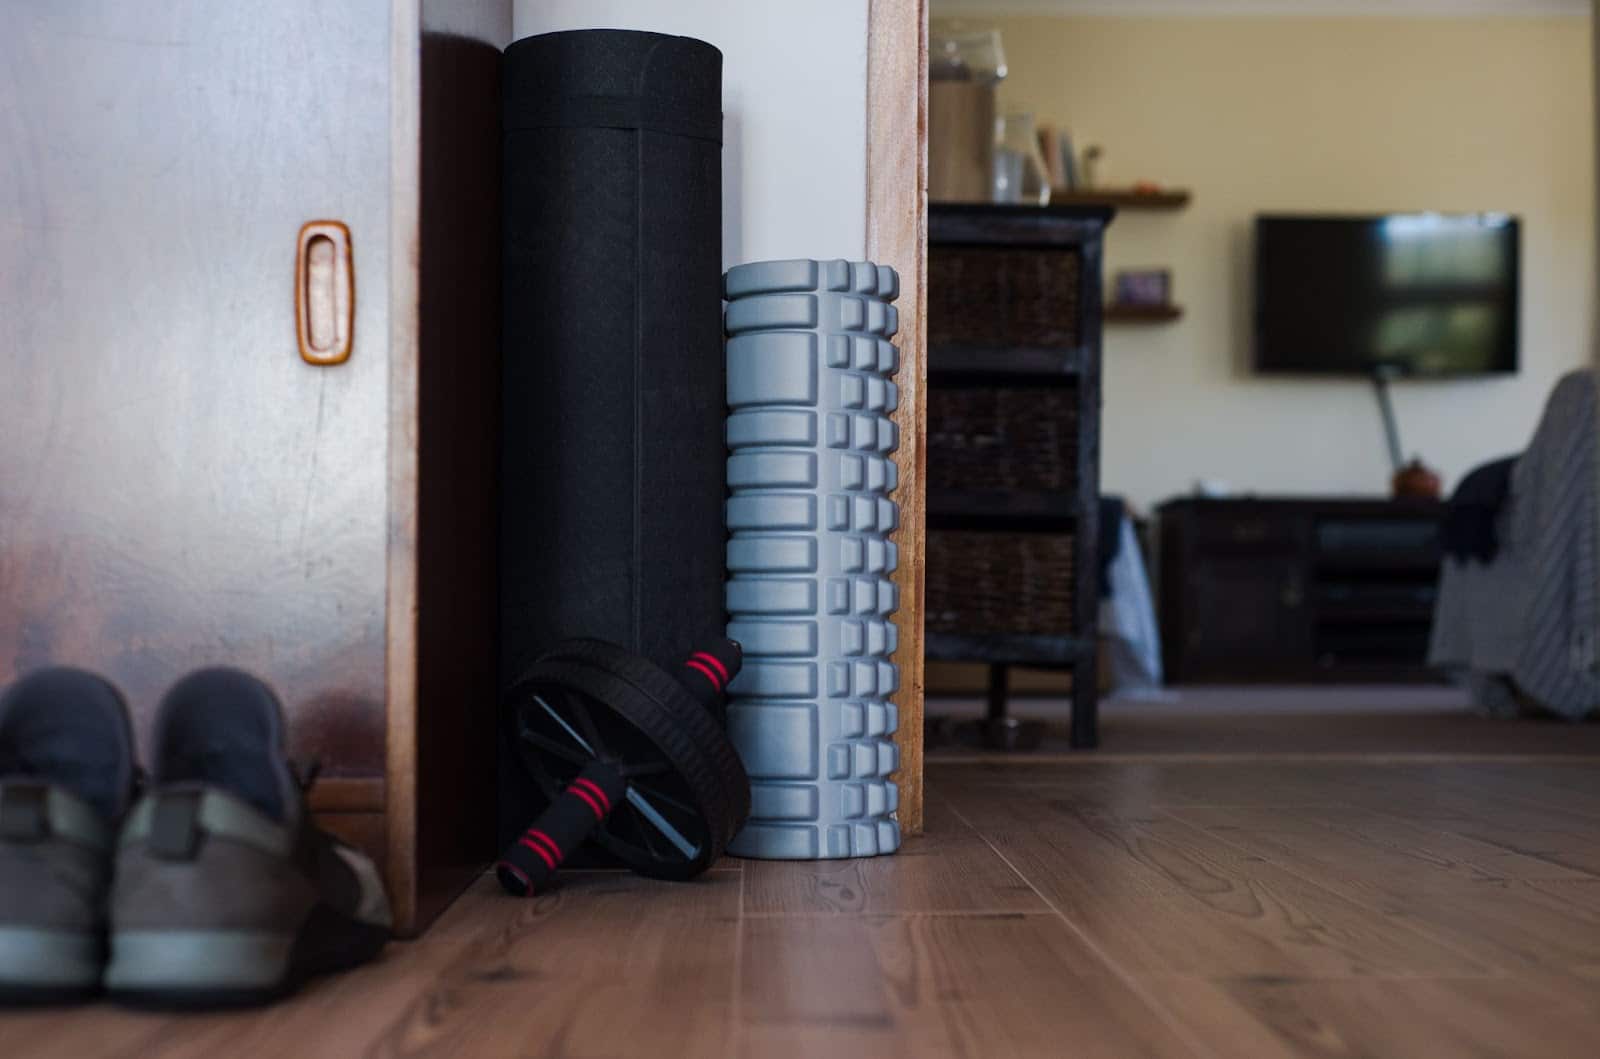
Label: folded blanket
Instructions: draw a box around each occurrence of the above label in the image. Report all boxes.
[1429,371,1600,720]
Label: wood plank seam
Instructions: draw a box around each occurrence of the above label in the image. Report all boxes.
[938,793,1225,1059]
[1147,806,1516,976]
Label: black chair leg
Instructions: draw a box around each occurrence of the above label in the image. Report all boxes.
[1070,654,1099,749]
[978,663,1043,751]
[986,664,1010,723]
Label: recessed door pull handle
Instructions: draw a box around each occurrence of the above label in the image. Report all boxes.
[296,221,353,365]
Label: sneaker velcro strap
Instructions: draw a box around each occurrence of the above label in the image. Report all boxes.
[0,780,112,849]
[149,790,204,861]
[121,787,292,859]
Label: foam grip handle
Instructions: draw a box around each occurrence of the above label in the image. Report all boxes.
[679,638,743,717]
[495,761,626,897]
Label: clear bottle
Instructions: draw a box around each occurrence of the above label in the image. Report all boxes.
[994,111,1052,206]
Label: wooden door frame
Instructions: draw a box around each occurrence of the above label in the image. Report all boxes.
[867,0,928,835]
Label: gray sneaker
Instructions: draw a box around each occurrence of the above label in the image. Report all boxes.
[105,668,391,1007]
[0,667,137,1004]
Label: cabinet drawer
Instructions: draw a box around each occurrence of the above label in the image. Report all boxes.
[1315,518,1440,557]
[1189,513,1303,556]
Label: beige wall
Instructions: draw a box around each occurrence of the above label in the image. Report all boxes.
[938,13,1594,511]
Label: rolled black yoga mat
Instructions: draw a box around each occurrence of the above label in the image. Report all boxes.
[498,30,725,848]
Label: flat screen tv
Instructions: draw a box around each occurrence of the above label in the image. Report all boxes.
[1254,213,1519,377]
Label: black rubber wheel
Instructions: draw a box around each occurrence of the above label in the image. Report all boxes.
[548,639,752,833]
[505,639,750,881]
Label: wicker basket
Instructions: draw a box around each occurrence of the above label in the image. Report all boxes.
[928,386,1078,493]
[926,530,1076,636]
[928,245,1082,350]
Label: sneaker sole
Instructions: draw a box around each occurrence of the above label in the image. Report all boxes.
[105,903,389,1009]
[0,926,103,1005]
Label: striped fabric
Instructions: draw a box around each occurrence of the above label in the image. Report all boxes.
[1429,370,1600,720]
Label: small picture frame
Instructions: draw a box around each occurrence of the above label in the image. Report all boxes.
[1113,268,1171,307]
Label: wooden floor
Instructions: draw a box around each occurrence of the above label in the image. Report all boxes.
[9,753,1600,1057]
[930,684,1600,757]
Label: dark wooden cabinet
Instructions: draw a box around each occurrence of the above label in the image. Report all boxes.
[0,0,510,933]
[1159,498,1445,683]
[924,204,1111,747]
[1185,555,1313,672]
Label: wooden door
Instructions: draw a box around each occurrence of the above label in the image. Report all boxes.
[0,1,393,779]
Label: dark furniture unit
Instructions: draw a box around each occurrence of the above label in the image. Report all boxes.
[1159,497,1447,683]
[925,203,1112,748]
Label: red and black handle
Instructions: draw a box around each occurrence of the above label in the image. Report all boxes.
[496,760,625,896]
[677,638,741,723]
[495,638,742,897]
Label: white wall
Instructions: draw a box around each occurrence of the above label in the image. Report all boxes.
[512,0,869,270]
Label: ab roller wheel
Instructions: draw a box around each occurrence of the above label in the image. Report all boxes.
[497,638,752,894]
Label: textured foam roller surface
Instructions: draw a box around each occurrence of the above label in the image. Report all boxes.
[499,30,725,852]
[723,259,902,860]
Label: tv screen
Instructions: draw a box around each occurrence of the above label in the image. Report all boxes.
[1254,213,1519,377]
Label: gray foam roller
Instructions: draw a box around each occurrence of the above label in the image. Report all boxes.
[722,259,902,860]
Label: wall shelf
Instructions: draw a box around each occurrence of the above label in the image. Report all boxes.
[1052,188,1191,210]
[1105,303,1183,323]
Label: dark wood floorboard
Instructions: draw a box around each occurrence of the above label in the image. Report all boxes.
[928,685,1600,758]
[738,913,1195,1059]
[1167,806,1600,976]
[741,796,1048,917]
[1151,975,1600,1059]
[7,744,1600,1057]
[945,796,1493,979]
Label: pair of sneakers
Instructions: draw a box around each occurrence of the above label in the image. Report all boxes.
[0,666,391,1007]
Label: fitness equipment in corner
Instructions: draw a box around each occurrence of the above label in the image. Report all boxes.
[497,27,726,857]
[721,259,904,861]
[496,638,750,895]
[499,29,725,689]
